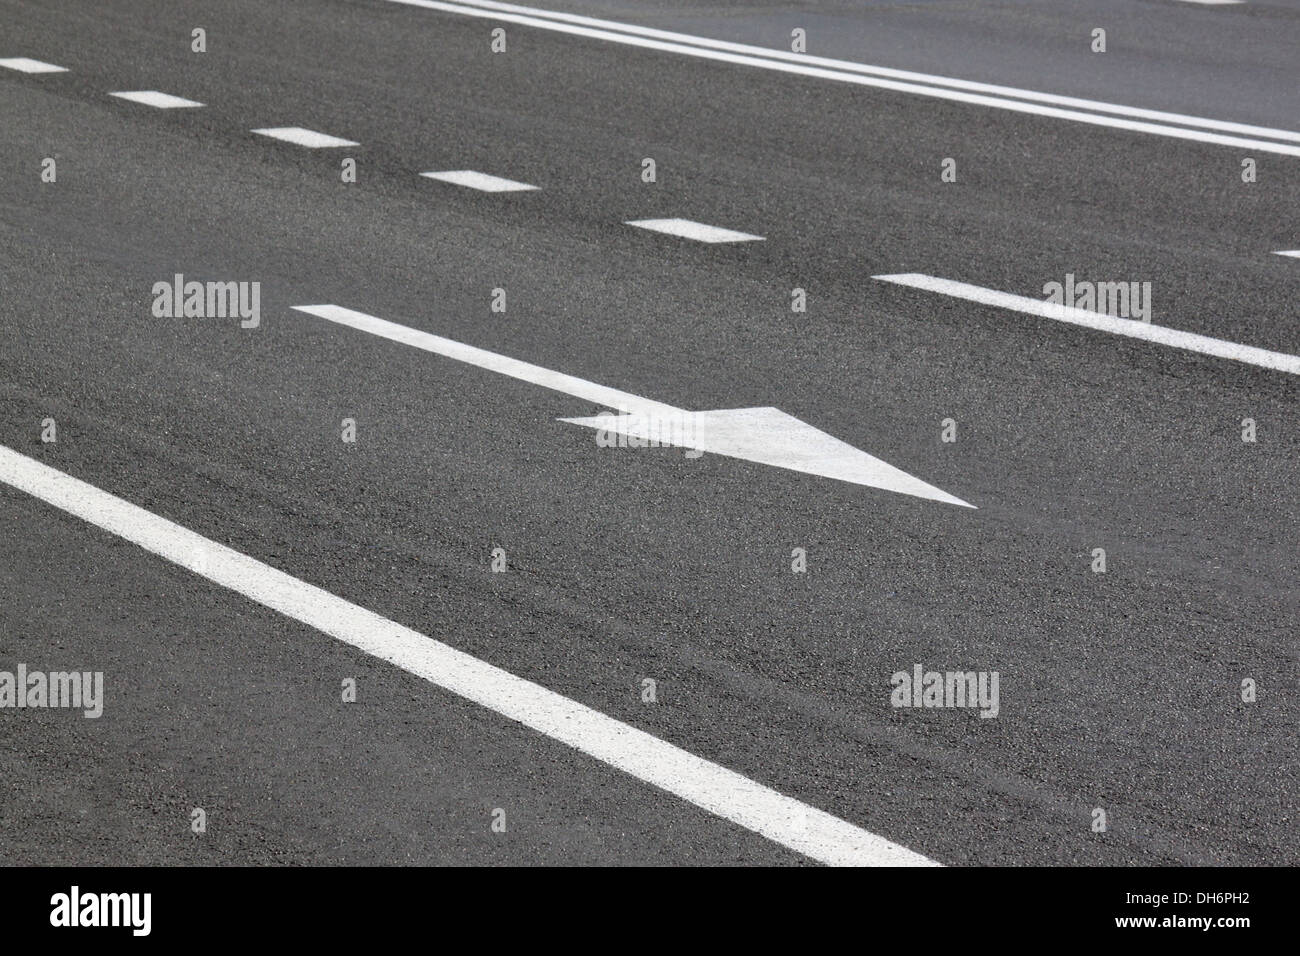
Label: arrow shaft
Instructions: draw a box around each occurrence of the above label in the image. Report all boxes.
[293,304,683,417]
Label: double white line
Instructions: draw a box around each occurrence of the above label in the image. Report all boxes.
[387,0,1300,157]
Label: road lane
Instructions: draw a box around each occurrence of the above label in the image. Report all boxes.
[1,0,1297,866]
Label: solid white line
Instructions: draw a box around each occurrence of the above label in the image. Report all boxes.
[874,273,1300,376]
[0,57,67,73]
[420,169,539,191]
[435,0,1291,141]
[383,0,1300,155]
[0,443,935,866]
[625,218,764,243]
[110,90,204,109]
[1273,250,1300,259]
[251,127,359,148]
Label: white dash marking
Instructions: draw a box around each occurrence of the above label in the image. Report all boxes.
[625,218,764,243]
[110,90,204,109]
[1171,0,1244,5]
[874,273,1300,376]
[1273,250,1300,259]
[0,442,936,867]
[420,169,539,192]
[251,127,359,148]
[0,57,67,73]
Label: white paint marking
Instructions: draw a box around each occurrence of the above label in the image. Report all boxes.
[875,273,1300,376]
[383,0,1300,156]
[110,90,204,109]
[0,443,936,867]
[1273,250,1300,259]
[1172,0,1244,5]
[299,305,683,417]
[251,127,359,148]
[0,57,67,73]
[292,304,971,506]
[427,0,1287,139]
[625,218,764,243]
[420,169,539,192]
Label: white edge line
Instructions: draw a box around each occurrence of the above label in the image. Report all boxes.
[874,273,1300,376]
[387,0,1300,149]
[0,443,934,867]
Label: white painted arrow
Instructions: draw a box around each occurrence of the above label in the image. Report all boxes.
[291,304,973,507]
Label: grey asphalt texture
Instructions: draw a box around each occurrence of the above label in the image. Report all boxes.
[0,0,1297,866]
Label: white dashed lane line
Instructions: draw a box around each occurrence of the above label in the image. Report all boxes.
[874,273,1300,376]
[420,170,539,192]
[625,218,764,243]
[110,90,204,109]
[1273,250,1300,259]
[250,127,359,148]
[0,57,67,73]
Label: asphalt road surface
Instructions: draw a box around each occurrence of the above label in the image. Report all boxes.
[1,0,1297,867]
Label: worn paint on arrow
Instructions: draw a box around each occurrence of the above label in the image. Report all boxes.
[291,304,973,507]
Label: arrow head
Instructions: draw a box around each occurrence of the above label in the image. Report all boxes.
[560,407,974,508]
